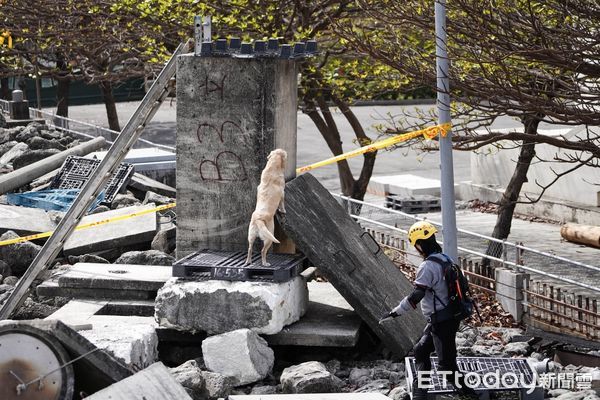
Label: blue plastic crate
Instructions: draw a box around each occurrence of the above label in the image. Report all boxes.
[7,189,105,212]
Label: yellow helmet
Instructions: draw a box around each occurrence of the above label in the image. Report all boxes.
[408,221,438,246]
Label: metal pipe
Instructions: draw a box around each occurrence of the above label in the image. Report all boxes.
[435,0,458,261]
[0,136,106,195]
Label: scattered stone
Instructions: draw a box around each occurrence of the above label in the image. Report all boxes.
[0,230,41,276]
[13,149,61,170]
[39,129,61,141]
[155,277,308,335]
[3,276,18,286]
[90,205,111,214]
[0,260,11,277]
[151,226,176,254]
[28,136,66,151]
[169,359,208,400]
[115,250,174,266]
[0,284,12,294]
[200,371,235,400]
[202,329,274,386]
[250,385,277,395]
[0,140,18,156]
[68,254,110,264]
[280,361,343,394]
[0,142,28,165]
[143,191,174,206]
[349,368,372,386]
[388,385,410,400]
[389,371,404,385]
[503,341,530,356]
[353,379,390,395]
[326,359,341,375]
[111,193,142,209]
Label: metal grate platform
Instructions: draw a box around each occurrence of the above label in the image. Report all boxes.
[385,194,441,214]
[50,156,134,204]
[405,356,537,393]
[172,249,306,282]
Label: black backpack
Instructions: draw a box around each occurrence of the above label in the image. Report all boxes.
[426,255,475,324]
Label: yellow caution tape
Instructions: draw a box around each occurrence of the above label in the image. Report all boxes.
[0,31,12,49]
[0,202,176,247]
[296,123,451,174]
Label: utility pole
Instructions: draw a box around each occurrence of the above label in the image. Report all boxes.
[435,0,458,260]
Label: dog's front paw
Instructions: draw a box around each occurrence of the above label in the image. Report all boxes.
[262,262,271,267]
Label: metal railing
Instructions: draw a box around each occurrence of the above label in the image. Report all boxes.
[0,100,175,152]
[333,193,600,295]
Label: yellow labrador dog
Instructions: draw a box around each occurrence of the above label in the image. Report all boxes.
[245,148,287,266]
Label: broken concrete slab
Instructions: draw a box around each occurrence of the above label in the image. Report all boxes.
[37,279,158,300]
[0,203,57,235]
[280,361,343,393]
[46,299,158,370]
[202,328,274,386]
[229,395,392,400]
[63,204,158,256]
[57,262,172,292]
[78,315,158,370]
[155,276,308,335]
[86,362,192,400]
[280,174,426,356]
[264,281,362,347]
[129,172,176,197]
[367,174,441,197]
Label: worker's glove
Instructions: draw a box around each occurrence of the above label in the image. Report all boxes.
[391,297,412,316]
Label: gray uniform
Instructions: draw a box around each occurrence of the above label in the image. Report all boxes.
[414,253,451,318]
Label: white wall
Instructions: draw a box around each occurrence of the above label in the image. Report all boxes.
[471,127,600,207]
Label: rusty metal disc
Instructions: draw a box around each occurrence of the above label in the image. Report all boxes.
[0,323,74,400]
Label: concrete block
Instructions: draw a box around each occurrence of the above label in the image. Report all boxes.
[57,263,172,292]
[496,293,524,321]
[176,55,297,256]
[86,362,192,400]
[280,361,343,394]
[264,281,362,347]
[46,299,158,369]
[495,268,527,321]
[78,315,158,370]
[495,268,527,288]
[367,174,441,197]
[129,172,176,198]
[155,276,308,335]
[202,328,274,386]
[63,204,158,256]
[0,204,57,235]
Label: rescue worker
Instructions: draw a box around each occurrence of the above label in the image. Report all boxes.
[383,221,478,400]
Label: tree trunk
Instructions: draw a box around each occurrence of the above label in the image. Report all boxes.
[482,115,540,266]
[0,78,9,100]
[56,78,70,118]
[100,82,120,135]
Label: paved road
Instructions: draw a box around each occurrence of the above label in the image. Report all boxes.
[60,99,533,190]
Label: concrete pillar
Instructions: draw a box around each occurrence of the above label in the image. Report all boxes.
[176,55,297,257]
[9,89,30,120]
[495,268,528,322]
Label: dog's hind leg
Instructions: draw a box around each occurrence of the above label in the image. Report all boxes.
[261,239,273,266]
[245,225,257,265]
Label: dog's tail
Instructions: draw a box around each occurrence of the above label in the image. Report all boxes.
[255,220,280,244]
